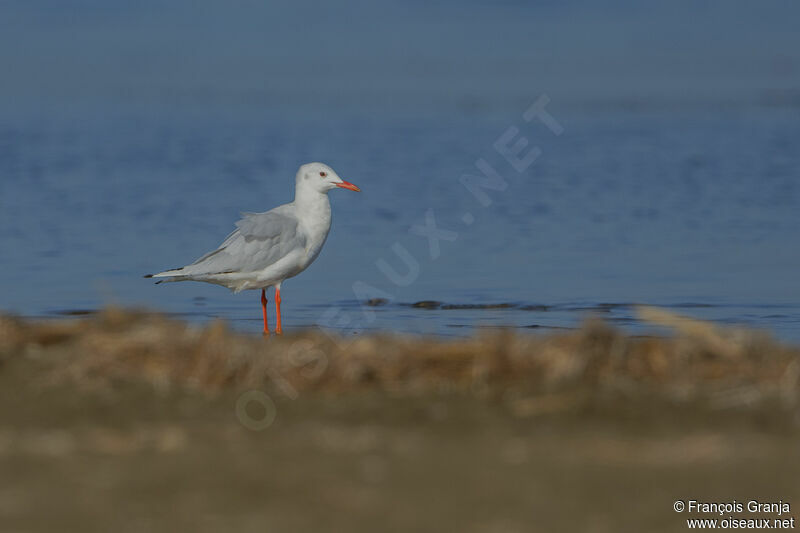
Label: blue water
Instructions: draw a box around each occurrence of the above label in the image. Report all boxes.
[1,1,799,340]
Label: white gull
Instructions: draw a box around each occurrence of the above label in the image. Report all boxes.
[146,162,361,335]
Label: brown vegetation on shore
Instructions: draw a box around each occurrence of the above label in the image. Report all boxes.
[1,306,798,415]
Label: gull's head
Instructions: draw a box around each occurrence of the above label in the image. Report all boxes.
[296,162,360,194]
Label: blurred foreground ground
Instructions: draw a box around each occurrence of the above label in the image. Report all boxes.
[1,308,799,532]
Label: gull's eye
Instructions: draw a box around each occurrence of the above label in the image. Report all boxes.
[319,171,327,177]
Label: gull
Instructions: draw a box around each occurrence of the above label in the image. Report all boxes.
[146,162,361,335]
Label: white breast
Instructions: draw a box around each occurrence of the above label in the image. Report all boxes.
[298,200,332,269]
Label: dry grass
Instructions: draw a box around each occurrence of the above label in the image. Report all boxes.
[3,307,799,533]
[1,306,798,414]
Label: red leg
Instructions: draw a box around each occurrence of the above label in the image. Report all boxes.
[275,286,282,335]
[261,289,270,336]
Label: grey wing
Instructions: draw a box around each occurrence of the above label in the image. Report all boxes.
[182,207,305,277]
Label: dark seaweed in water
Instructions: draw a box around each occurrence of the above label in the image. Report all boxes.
[441,303,516,310]
[520,304,552,311]
[53,309,98,317]
[410,301,443,309]
[408,302,516,310]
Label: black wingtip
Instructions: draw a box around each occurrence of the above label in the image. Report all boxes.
[144,274,153,279]
[155,280,163,285]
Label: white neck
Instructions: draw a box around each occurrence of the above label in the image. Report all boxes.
[293,183,332,235]
[294,183,329,211]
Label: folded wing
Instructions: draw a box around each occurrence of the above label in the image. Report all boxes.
[179,206,305,278]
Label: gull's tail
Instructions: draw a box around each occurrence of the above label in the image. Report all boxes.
[144,267,191,284]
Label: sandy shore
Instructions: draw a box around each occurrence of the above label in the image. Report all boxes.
[1,308,798,532]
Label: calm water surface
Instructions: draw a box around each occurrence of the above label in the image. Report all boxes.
[1,1,798,340]
[1,106,799,340]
